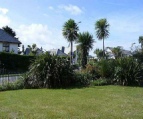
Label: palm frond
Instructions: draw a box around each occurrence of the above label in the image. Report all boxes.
[95,18,110,40]
[62,19,79,42]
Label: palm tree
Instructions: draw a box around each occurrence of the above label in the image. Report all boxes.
[95,18,110,58]
[94,48,103,60]
[62,19,79,65]
[28,44,37,56]
[107,46,122,59]
[77,32,94,68]
[139,36,143,49]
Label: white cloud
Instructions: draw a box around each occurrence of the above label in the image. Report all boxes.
[59,4,83,15]
[0,8,8,14]
[48,6,54,10]
[0,8,10,28]
[16,24,68,51]
[0,15,11,27]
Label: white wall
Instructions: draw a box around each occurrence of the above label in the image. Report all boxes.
[10,43,18,54]
[0,43,2,51]
[0,43,18,54]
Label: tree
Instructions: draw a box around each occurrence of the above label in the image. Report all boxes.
[139,36,143,49]
[28,44,37,56]
[107,46,122,59]
[22,45,25,53]
[95,18,110,58]
[62,19,79,65]
[77,32,94,68]
[94,48,104,60]
[76,45,82,66]
[2,26,16,38]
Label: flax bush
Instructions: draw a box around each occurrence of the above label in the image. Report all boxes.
[114,57,143,86]
[24,52,74,88]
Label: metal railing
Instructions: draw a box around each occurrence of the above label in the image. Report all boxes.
[0,68,24,85]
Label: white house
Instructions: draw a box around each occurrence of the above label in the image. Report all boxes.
[105,47,132,59]
[49,46,68,56]
[0,29,21,54]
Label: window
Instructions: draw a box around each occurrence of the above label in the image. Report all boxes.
[3,43,9,52]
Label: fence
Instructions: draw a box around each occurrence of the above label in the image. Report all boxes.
[0,68,25,85]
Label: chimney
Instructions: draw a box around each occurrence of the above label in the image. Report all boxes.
[61,46,65,53]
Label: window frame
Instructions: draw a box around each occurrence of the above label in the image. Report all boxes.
[3,42,10,52]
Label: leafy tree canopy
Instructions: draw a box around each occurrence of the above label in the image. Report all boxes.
[2,25,16,38]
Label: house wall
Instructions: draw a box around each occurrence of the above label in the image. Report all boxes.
[0,43,2,51]
[0,42,18,54]
[10,43,18,54]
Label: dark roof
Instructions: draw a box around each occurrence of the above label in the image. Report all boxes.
[0,29,21,44]
[49,49,67,56]
[24,48,31,55]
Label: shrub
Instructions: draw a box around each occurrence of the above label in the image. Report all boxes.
[72,64,79,70]
[90,78,111,86]
[24,53,74,88]
[73,72,92,87]
[82,63,100,79]
[0,79,24,91]
[114,57,143,86]
[133,51,143,63]
[96,59,116,78]
[0,52,35,71]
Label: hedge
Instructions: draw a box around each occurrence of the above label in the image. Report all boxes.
[0,52,35,72]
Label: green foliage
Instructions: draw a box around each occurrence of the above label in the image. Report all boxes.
[95,18,110,40]
[27,44,38,56]
[139,36,143,49]
[24,53,74,88]
[62,19,79,42]
[73,72,92,87]
[72,64,79,70]
[133,51,143,63]
[77,32,94,68]
[0,52,35,71]
[76,57,143,87]
[95,18,110,58]
[90,78,111,86]
[94,48,104,59]
[96,59,115,78]
[0,79,24,91]
[107,46,122,59]
[62,19,79,64]
[114,57,143,86]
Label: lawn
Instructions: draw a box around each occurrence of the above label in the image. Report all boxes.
[0,86,143,119]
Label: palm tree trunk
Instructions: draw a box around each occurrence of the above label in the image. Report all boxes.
[82,49,86,69]
[103,38,105,58]
[70,41,73,65]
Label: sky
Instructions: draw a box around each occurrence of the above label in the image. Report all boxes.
[0,0,143,55]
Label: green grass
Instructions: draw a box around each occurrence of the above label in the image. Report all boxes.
[0,86,143,119]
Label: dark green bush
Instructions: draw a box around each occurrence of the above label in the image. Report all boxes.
[133,51,143,63]
[73,72,92,87]
[95,59,116,79]
[90,78,111,86]
[24,53,74,88]
[0,52,35,71]
[72,64,79,70]
[114,57,143,86]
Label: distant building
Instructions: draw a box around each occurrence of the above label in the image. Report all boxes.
[49,46,68,56]
[0,29,21,54]
[105,47,132,59]
[22,47,44,55]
